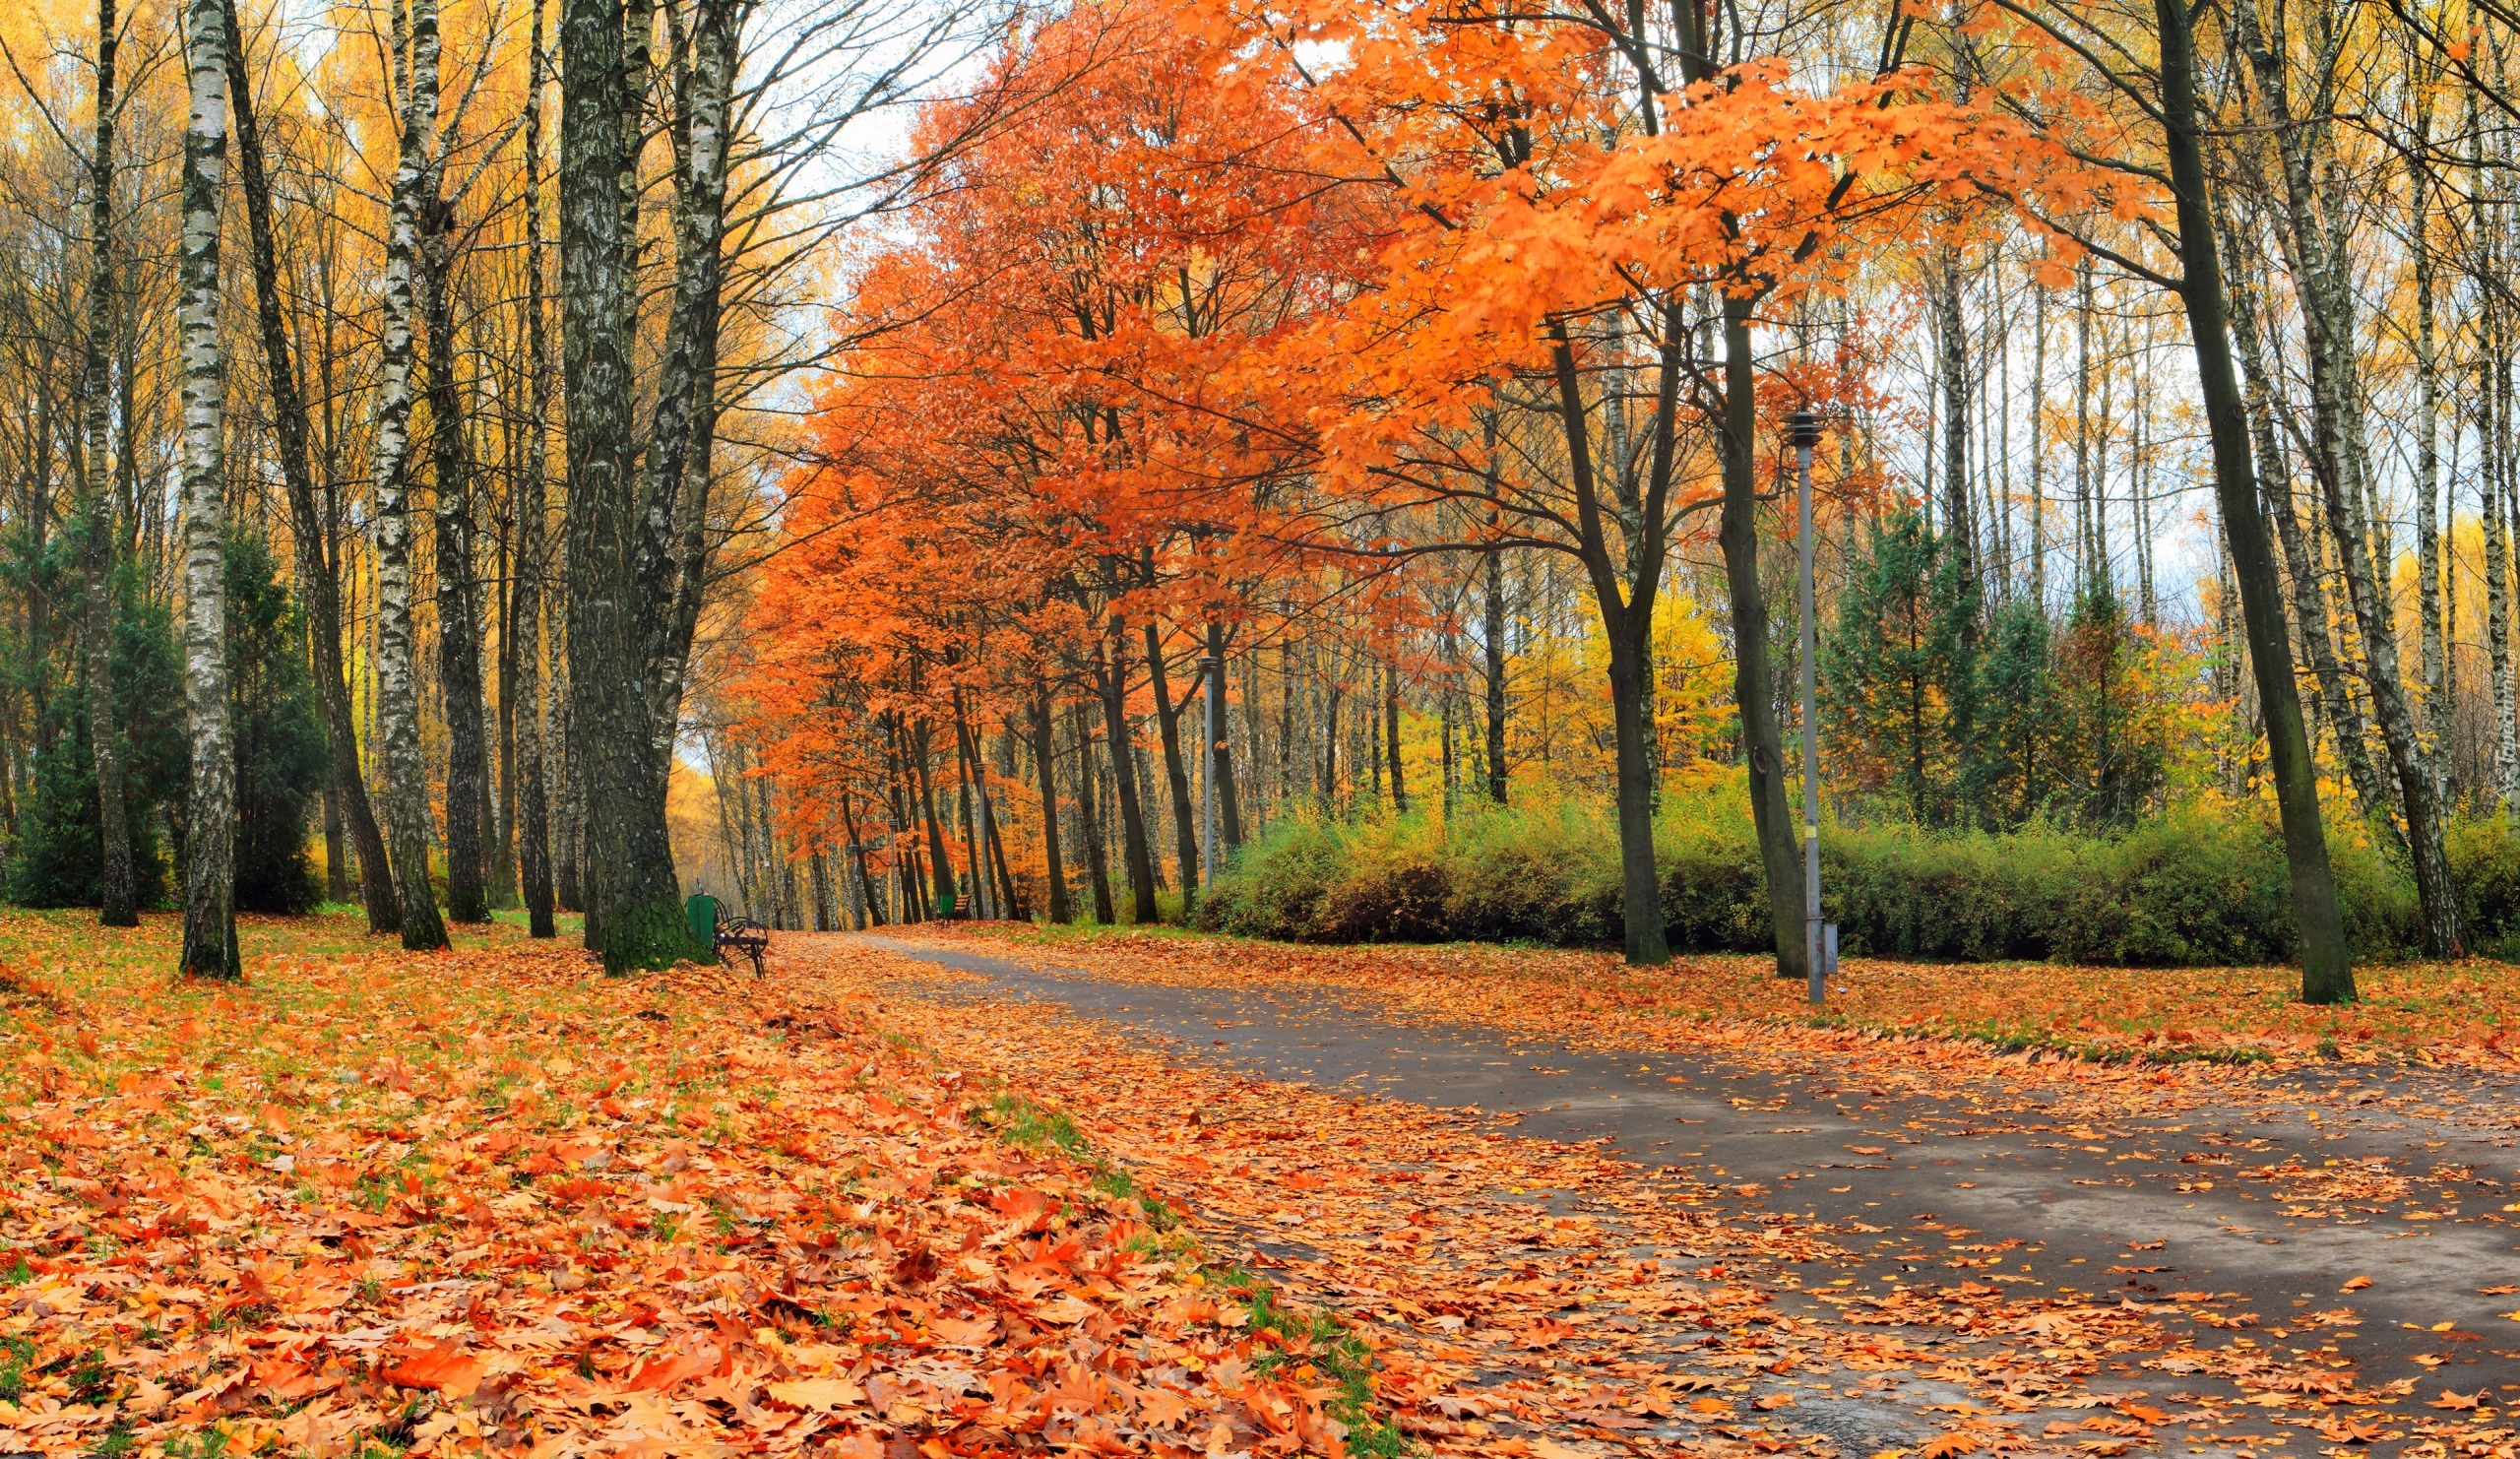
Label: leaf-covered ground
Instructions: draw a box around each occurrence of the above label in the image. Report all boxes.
[0,912,1366,1456]
[3,912,2516,1459]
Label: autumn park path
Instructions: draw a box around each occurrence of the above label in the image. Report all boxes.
[838,929,2520,1454]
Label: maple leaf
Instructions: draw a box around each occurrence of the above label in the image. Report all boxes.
[2427,1390,2485,1411]
[379,1337,483,1397]
[2340,1275,2372,1291]
[1921,1430,1978,1459]
[626,1342,724,1392]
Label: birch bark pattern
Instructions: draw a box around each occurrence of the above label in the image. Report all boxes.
[83,0,136,927]
[221,0,399,934]
[176,0,238,978]
[373,0,450,952]
[2410,63,2447,797]
[2239,0,2459,956]
[644,0,738,774]
[2218,219,2387,825]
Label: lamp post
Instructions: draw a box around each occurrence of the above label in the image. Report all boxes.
[1793,410,1825,1006]
[1203,651,1221,889]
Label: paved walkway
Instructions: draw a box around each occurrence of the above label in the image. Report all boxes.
[863,934,2520,1409]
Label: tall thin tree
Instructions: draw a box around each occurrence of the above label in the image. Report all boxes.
[176,0,238,978]
[82,0,136,927]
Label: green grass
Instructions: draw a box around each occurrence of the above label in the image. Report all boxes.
[978,1092,1090,1155]
[1213,1266,1406,1457]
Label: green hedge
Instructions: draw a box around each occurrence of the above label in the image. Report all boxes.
[1192,792,2442,966]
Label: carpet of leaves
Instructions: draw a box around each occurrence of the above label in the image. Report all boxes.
[0,911,1360,1457]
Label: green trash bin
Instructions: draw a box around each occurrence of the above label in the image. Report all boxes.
[686,894,718,951]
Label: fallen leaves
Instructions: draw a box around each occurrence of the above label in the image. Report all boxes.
[0,913,1367,1456]
[2342,1275,2374,1291]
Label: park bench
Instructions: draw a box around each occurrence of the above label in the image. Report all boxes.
[687,894,770,976]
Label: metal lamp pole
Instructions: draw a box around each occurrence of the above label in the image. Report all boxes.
[1793,410,1824,1006]
[1203,652,1221,889]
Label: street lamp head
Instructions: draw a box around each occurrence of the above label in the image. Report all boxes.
[1789,409,1822,449]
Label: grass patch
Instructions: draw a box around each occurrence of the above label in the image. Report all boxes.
[977,1092,1088,1156]
[972,1092,1184,1233]
[1213,1266,1406,1457]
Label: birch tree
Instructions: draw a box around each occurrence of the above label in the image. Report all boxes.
[223,0,403,936]
[176,0,237,979]
[373,0,451,952]
[83,0,135,928]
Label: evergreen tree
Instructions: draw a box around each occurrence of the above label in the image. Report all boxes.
[1823,511,1980,826]
[1974,597,2060,827]
[7,565,186,908]
[227,534,327,913]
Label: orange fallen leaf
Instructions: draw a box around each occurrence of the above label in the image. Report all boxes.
[379,1338,481,1397]
[627,1342,723,1392]
[2341,1275,2372,1291]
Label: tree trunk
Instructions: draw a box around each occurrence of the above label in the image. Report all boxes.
[1937,243,1977,590]
[1205,624,1243,850]
[2239,0,2457,957]
[82,0,136,927]
[1483,547,1508,801]
[560,0,694,969]
[425,202,490,923]
[912,720,954,916]
[1098,628,1159,922]
[1713,298,1803,979]
[2030,287,2048,605]
[552,645,581,912]
[2159,0,2353,999]
[2221,222,2390,827]
[177,0,239,978]
[1070,697,1114,922]
[1385,659,1406,812]
[2412,83,2448,806]
[641,0,737,783]
[1030,686,1071,923]
[372,0,450,953]
[516,0,555,937]
[841,792,882,926]
[223,0,397,934]
[1144,618,1199,911]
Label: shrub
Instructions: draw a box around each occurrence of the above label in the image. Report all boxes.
[1194,787,2454,968]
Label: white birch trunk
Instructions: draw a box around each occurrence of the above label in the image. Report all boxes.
[372,0,449,950]
[177,0,237,978]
